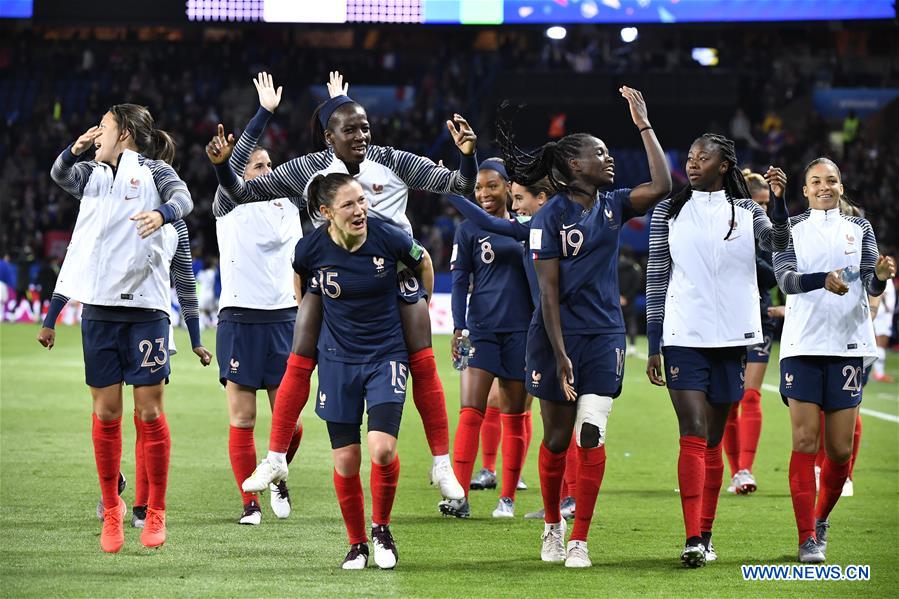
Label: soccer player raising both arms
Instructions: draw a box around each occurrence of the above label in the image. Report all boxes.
[293,173,427,570]
[208,71,475,503]
[773,157,894,563]
[502,87,671,567]
[49,104,194,552]
[645,134,790,567]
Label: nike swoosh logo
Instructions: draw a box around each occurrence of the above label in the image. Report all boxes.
[850,392,860,397]
[478,236,490,243]
[844,250,856,254]
[562,223,577,230]
[124,195,139,201]
[150,365,164,374]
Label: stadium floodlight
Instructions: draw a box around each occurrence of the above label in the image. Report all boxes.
[546,26,567,40]
[620,27,639,43]
[691,47,719,66]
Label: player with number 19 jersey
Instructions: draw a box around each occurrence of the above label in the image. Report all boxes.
[526,188,636,402]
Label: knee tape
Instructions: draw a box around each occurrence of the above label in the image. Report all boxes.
[575,394,613,448]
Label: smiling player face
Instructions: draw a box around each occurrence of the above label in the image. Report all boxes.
[322,180,368,240]
[803,162,843,211]
[572,137,615,189]
[93,112,126,164]
[325,105,371,166]
[511,183,547,217]
[475,169,510,217]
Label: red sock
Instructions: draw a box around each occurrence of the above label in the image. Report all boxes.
[722,404,740,477]
[849,415,862,479]
[333,470,367,544]
[270,354,314,453]
[678,436,706,540]
[539,443,566,523]
[371,456,400,526]
[789,451,818,544]
[141,414,171,511]
[563,433,578,498]
[133,411,148,507]
[815,455,851,522]
[739,388,762,472]
[700,443,724,533]
[92,414,122,510]
[570,445,607,542]
[523,410,533,460]
[286,425,303,464]
[229,425,258,505]
[409,348,450,456]
[815,412,826,469]
[500,413,527,499]
[452,407,483,498]
[481,406,501,472]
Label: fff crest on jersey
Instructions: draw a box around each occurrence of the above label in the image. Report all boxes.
[373,256,385,271]
[530,370,542,386]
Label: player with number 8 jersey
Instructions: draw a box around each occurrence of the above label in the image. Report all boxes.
[292,173,427,570]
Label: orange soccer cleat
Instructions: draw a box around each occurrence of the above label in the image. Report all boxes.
[140,508,166,548]
[100,497,127,553]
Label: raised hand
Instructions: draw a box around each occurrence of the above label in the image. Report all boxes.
[765,166,787,199]
[205,123,235,165]
[619,86,650,130]
[72,125,102,156]
[875,255,896,281]
[446,114,477,156]
[253,71,283,113]
[327,71,349,99]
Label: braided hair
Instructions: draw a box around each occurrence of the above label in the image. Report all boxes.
[495,101,595,197]
[666,133,750,240]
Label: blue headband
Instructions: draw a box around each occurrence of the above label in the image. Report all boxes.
[318,95,356,129]
[479,160,509,181]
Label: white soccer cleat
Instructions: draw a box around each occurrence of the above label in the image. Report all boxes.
[269,481,291,518]
[516,477,528,491]
[342,543,369,570]
[564,540,592,568]
[492,497,514,518]
[841,477,854,497]
[735,469,757,495]
[372,525,398,569]
[430,460,465,500]
[541,520,567,563]
[238,501,262,526]
[242,458,288,493]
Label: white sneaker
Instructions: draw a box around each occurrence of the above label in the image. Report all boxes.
[726,472,739,494]
[269,481,291,518]
[342,543,369,570]
[372,525,398,569]
[492,497,514,518]
[564,540,591,568]
[238,501,262,525]
[242,458,288,493]
[841,477,854,497]
[541,520,567,563]
[430,460,465,500]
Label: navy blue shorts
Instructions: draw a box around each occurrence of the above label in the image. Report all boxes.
[662,345,747,404]
[81,318,170,387]
[396,269,428,305]
[469,330,526,381]
[216,320,293,389]
[315,355,408,424]
[780,356,864,411]
[525,325,625,403]
[747,326,774,364]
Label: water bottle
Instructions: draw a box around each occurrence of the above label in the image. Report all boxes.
[453,329,472,371]
[839,264,860,285]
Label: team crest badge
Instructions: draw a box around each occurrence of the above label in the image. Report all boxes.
[319,392,327,408]
[372,183,385,194]
[784,373,794,388]
[229,359,239,374]
[373,256,385,271]
[531,370,542,386]
[669,366,679,380]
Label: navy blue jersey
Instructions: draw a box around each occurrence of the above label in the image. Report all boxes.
[292,218,423,363]
[529,189,635,334]
[451,219,533,333]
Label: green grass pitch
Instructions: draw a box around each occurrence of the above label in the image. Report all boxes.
[1,323,897,597]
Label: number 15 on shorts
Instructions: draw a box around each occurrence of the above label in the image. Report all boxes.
[390,360,408,395]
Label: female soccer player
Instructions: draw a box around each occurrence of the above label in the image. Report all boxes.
[211,73,304,525]
[645,134,790,567]
[38,218,212,528]
[208,72,475,502]
[49,103,194,552]
[723,170,775,495]
[775,157,894,563]
[444,159,532,519]
[293,173,426,569]
[443,178,578,520]
[502,87,671,567]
